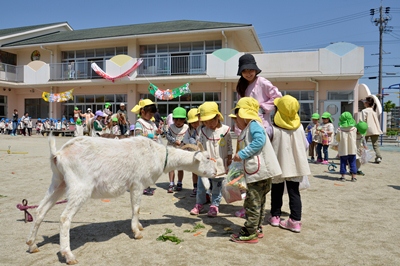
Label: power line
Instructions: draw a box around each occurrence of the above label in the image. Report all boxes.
[258,11,369,38]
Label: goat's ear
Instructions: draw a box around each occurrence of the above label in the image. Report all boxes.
[197,142,204,151]
[194,151,203,161]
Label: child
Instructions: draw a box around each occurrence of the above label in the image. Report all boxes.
[74,118,84,137]
[229,97,282,243]
[316,112,334,165]
[131,99,163,195]
[268,95,311,233]
[103,102,112,124]
[355,121,368,176]
[111,117,121,135]
[165,107,189,193]
[36,119,43,135]
[190,102,232,217]
[182,108,201,197]
[91,111,107,137]
[336,112,358,182]
[27,117,33,136]
[306,113,320,163]
[0,118,5,134]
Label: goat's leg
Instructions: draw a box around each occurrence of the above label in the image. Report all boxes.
[26,176,66,253]
[129,187,143,239]
[59,191,90,265]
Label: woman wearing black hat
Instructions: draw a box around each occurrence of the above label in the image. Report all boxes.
[236,54,282,135]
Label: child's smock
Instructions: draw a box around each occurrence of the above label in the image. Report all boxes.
[317,122,334,145]
[166,124,189,146]
[336,127,357,156]
[135,118,158,138]
[238,120,282,183]
[271,125,311,183]
[199,125,232,178]
[182,126,200,145]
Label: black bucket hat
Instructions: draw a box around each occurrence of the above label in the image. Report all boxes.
[237,54,262,76]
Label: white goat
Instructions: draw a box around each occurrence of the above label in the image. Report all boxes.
[26,136,216,265]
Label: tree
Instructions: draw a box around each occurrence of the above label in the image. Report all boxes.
[384,100,396,112]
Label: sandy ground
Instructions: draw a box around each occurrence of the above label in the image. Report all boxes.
[0,134,399,266]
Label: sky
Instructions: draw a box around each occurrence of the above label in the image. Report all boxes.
[1,0,399,105]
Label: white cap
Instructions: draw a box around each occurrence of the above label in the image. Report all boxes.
[120,103,125,106]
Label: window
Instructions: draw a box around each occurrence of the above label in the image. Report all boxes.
[0,95,7,119]
[25,98,49,119]
[328,91,354,101]
[0,51,17,65]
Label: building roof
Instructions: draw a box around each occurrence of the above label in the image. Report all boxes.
[2,20,251,47]
[0,22,69,38]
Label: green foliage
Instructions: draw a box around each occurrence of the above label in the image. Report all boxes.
[384,100,396,112]
[156,228,183,244]
[184,223,205,233]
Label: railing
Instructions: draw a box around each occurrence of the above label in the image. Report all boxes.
[1,54,207,83]
[137,54,206,76]
[0,63,24,82]
[49,60,105,81]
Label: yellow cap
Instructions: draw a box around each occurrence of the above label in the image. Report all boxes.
[231,97,262,123]
[199,102,223,122]
[150,117,155,122]
[273,95,301,130]
[187,108,199,124]
[228,114,237,119]
[131,99,155,114]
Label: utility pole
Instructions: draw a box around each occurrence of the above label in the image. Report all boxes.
[370,3,392,101]
[370,2,391,145]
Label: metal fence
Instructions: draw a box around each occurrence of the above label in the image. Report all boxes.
[0,63,24,82]
[49,60,105,81]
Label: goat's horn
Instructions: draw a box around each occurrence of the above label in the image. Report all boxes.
[181,144,200,151]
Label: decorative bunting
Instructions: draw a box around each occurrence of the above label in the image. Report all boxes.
[42,89,74,102]
[91,58,143,82]
[148,83,191,100]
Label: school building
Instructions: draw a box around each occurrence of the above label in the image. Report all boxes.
[0,20,366,129]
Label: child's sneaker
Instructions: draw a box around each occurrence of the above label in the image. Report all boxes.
[321,160,329,165]
[190,188,197,197]
[256,226,264,238]
[316,158,323,164]
[143,187,154,196]
[207,205,219,217]
[167,185,174,193]
[356,170,365,176]
[269,216,280,227]
[279,218,302,233]
[351,177,357,182]
[190,204,203,215]
[234,208,246,218]
[230,227,259,244]
[176,183,182,191]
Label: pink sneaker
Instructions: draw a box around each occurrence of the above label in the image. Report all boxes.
[235,208,246,218]
[279,218,302,233]
[190,204,203,215]
[269,216,280,227]
[316,158,323,164]
[207,205,219,217]
[321,160,329,165]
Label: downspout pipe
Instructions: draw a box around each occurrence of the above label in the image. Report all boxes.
[40,45,53,64]
[221,31,228,120]
[41,46,54,120]
[309,78,319,113]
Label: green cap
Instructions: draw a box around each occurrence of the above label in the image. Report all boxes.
[76,118,82,125]
[321,112,333,123]
[311,113,320,120]
[339,112,356,127]
[173,107,187,119]
[74,107,78,110]
[112,117,118,122]
[356,121,368,136]
[105,102,111,108]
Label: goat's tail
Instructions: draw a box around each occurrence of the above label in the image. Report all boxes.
[49,133,57,158]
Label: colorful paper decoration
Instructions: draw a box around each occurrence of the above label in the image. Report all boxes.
[148,83,191,100]
[91,58,143,82]
[42,89,74,102]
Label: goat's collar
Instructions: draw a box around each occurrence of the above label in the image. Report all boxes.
[163,147,168,171]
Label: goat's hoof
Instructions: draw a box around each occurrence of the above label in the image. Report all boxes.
[133,233,143,239]
[66,259,78,265]
[27,244,39,253]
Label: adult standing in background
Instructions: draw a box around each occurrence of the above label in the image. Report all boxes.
[11,109,18,136]
[117,103,128,135]
[359,96,383,163]
[154,108,162,128]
